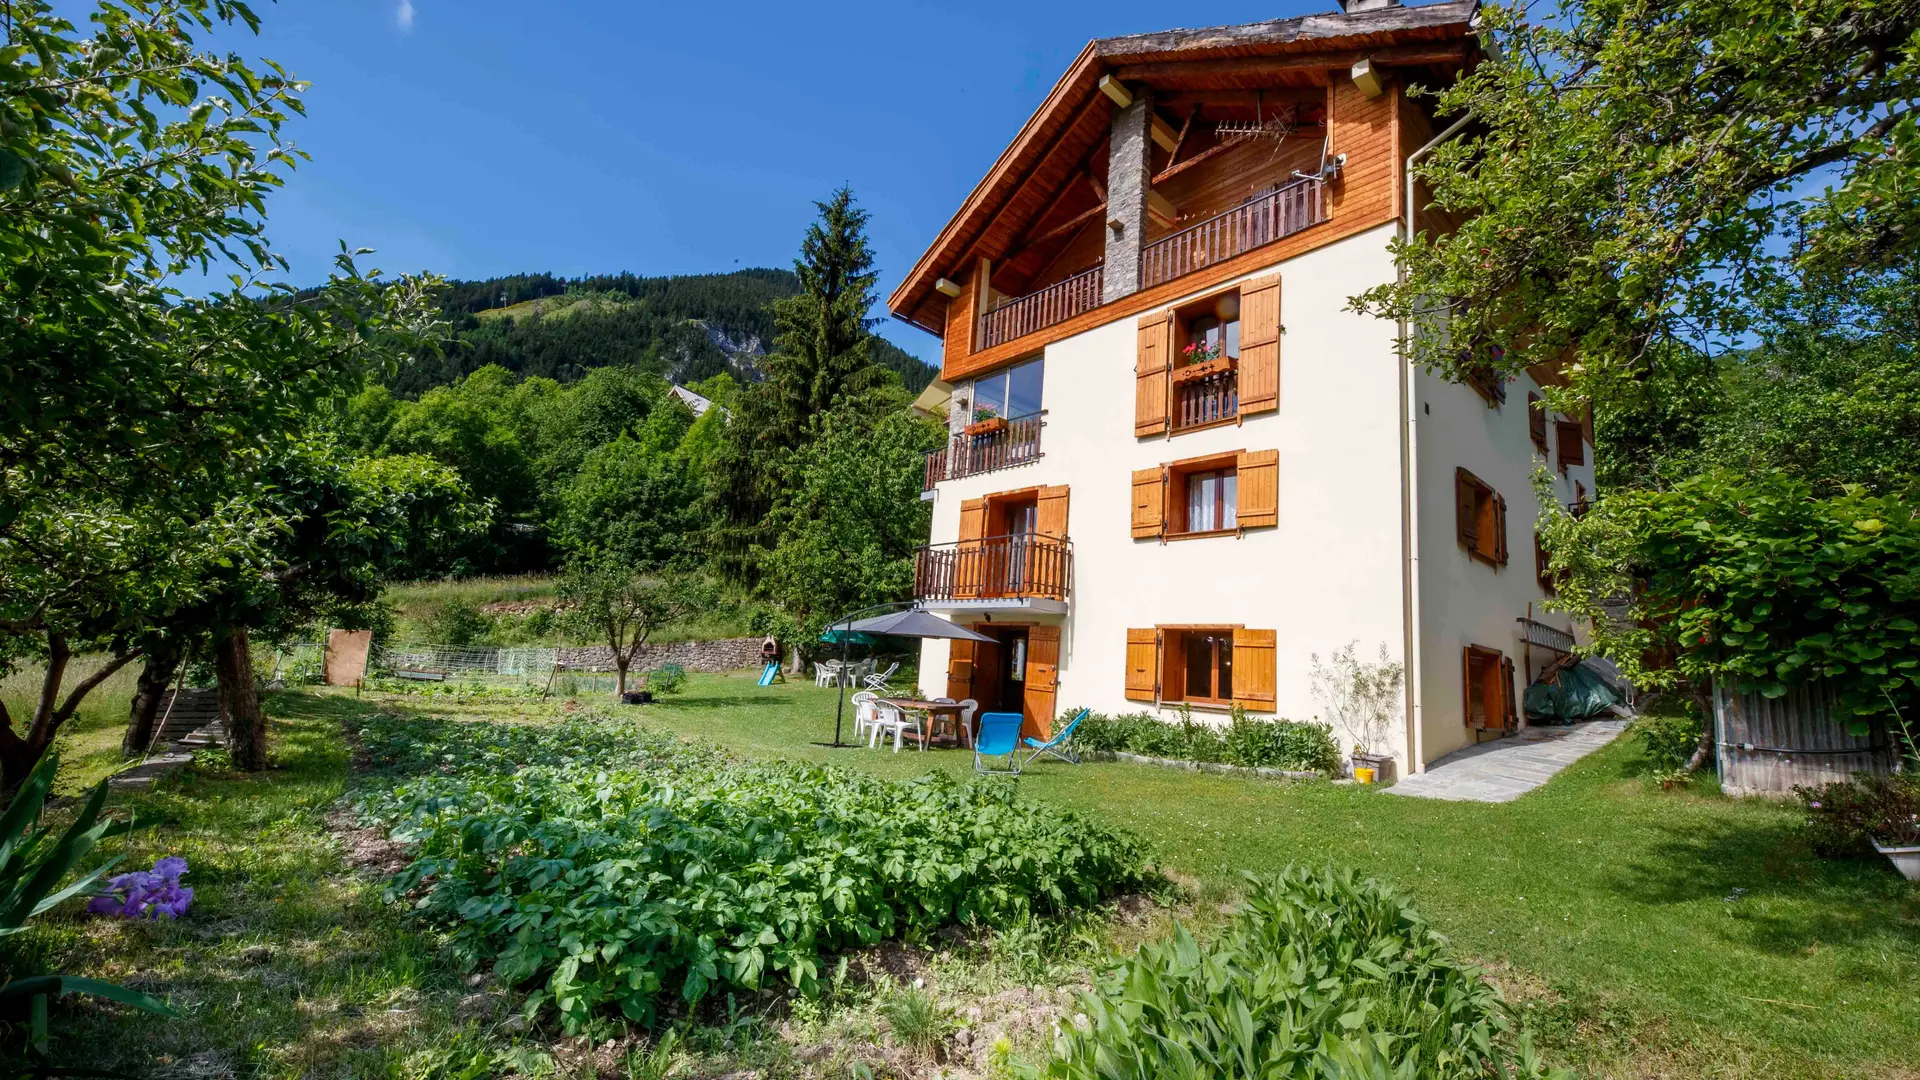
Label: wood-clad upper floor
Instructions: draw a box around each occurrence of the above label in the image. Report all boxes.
[886,1,1482,385]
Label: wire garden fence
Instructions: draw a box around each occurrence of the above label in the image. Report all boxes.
[266,641,642,698]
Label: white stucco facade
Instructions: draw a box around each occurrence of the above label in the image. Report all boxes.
[914,222,1594,773]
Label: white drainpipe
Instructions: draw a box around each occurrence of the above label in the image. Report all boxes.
[1398,110,1474,774]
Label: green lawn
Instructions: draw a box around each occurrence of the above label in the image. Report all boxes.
[15,672,1918,1079]
[622,674,1920,1080]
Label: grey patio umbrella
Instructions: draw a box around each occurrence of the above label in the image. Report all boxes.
[823,603,994,747]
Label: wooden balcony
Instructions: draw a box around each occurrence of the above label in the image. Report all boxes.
[923,411,1043,490]
[978,264,1103,350]
[1172,366,1238,431]
[1142,176,1327,290]
[914,534,1072,609]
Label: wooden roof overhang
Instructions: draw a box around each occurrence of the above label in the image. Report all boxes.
[888,1,1480,337]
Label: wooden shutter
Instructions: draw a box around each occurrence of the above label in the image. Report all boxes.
[1160,629,1186,704]
[1235,449,1278,529]
[1023,626,1061,740]
[1135,311,1173,436]
[1035,485,1070,539]
[1555,420,1586,471]
[1500,655,1518,730]
[1131,467,1166,539]
[1527,392,1548,452]
[1231,628,1277,712]
[1454,469,1478,550]
[946,639,976,702]
[1237,274,1281,416]
[1124,628,1160,702]
[956,497,987,597]
[1493,492,1510,566]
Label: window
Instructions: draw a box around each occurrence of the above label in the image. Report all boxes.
[966,355,1045,422]
[1535,534,1556,593]
[1182,467,1238,533]
[1132,450,1275,539]
[1555,420,1586,472]
[1136,275,1279,437]
[1126,626,1275,711]
[1463,645,1515,731]
[1181,631,1235,705]
[1454,468,1508,567]
[1463,345,1507,407]
[1527,393,1548,453]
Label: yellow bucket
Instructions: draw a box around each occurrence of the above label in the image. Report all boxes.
[1354,766,1377,785]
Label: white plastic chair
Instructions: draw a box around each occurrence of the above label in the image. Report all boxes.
[957,698,979,748]
[813,662,833,687]
[850,691,879,742]
[870,701,925,753]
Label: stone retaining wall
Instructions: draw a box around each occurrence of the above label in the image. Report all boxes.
[555,636,764,674]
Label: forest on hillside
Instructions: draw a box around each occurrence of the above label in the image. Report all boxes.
[388,267,937,396]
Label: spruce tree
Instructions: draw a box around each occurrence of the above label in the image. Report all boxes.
[710,189,888,586]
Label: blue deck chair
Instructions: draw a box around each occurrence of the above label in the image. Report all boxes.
[1022,708,1088,768]
[973,712,1024,775]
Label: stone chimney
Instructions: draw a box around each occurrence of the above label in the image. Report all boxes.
[1102,85,1153,305]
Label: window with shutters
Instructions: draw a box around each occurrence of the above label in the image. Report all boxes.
[1527,392,1548,453]
[1463,645,1515,731]
[1555,420,1586,472]
[1454,468,1508,567]
[1139,275,1279,438]
[1127,626,1276,712]
[1134,450,1277,540]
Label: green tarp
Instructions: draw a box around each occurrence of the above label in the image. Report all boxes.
[1524,661,1625,723]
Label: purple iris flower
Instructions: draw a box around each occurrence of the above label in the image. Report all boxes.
[86,856,194,920]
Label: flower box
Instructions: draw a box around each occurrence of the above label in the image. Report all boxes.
[1173,355,1236,383]
[964,417,1009,437]
[1872,838,1920,880]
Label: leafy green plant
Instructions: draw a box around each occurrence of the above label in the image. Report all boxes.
[1798,773,1920,858]
[1024,867,1568,1080]
[1542,472,1920,732]
[1630,698,1706,775]
[352,712,1146,1033]
[0,756,178,1055]
[1068,708,1339,773]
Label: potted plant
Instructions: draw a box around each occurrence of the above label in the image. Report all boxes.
[964,405,1007,436]
[1174,340,1236,383]
[1310,641,1405,785]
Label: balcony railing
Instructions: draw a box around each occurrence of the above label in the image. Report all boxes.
[914,534,1072,603]
[923,411,1043,490]
[1142,176,1327,290]
[1173,368,1238,431]
[978,264,1103,350]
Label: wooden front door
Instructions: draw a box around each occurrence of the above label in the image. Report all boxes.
[1022,625,1061,740]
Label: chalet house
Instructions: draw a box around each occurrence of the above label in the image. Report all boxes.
[890,0,1595,775]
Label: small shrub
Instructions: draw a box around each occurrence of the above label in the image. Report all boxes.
[522,606,556,638]
[1799,773,1920,857]
[1066,707,1339,773]
[1027,867,1568,1080]
[648,662,687,696]
[424,597,490,646]
[1631,697,1704,773]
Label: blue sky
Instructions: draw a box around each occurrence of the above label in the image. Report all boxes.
[217,0,1336,364]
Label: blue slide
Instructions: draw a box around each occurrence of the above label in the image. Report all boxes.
[758,662,781,687]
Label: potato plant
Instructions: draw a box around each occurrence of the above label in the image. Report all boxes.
[352,713,1146,1031]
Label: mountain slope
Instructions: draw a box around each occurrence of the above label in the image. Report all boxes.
[391,268,936,396]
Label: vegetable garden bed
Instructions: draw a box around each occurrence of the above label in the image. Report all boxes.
[349,711,1148,1031]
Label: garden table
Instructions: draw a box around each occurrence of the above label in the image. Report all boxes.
[877,698,970,750]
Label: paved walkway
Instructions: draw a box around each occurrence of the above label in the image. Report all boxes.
[1386,719,1628,803]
